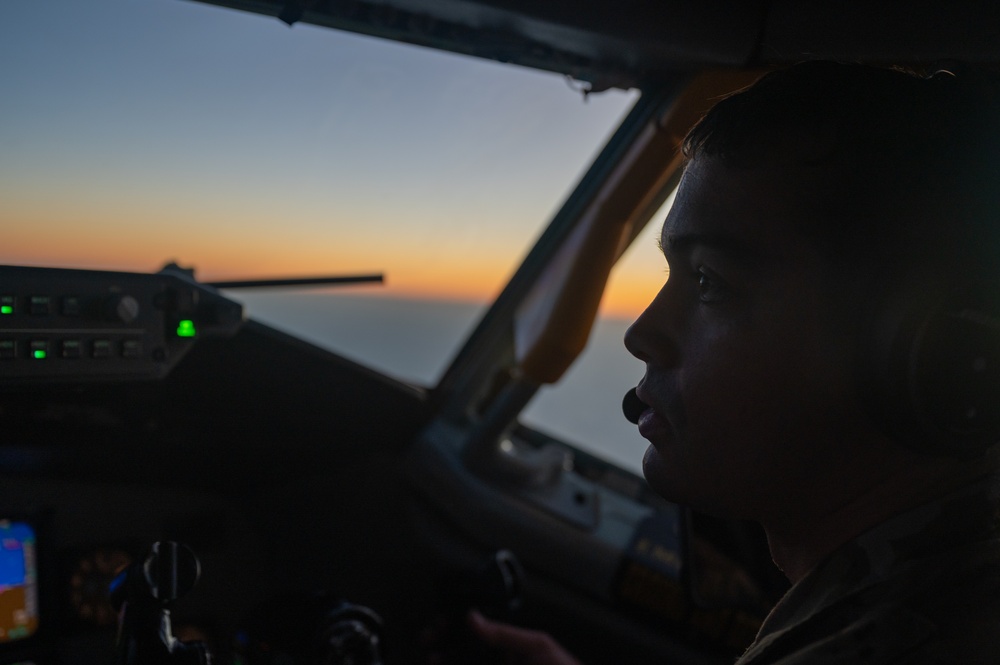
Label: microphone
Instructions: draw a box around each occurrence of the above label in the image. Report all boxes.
[622,388,648,424]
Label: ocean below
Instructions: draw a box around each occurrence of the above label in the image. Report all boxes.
[232,290,650,474]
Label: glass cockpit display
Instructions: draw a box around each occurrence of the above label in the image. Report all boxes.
[0,521,39,643]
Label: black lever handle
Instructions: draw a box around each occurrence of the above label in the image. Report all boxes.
[109,541,211,665]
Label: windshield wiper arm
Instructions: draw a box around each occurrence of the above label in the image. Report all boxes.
[206,273,384,289]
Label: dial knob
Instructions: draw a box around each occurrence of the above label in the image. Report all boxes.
[105,295,140,323]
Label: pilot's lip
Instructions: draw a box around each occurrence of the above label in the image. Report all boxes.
[634,384,671,443]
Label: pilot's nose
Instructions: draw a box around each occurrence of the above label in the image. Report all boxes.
[623,285,679,367]
[623,316,650,361]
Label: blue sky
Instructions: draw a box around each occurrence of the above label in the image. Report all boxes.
[1,0,666,312]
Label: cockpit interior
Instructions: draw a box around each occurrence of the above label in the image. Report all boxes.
[2,1,999,663]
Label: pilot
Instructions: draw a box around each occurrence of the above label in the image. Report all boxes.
[467,62,1000,663]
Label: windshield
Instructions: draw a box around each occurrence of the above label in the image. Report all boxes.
[2,0,656,470]
[2,0,637,376]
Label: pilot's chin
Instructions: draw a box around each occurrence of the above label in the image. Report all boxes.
[641,445,701,511]
[641,445,675,500]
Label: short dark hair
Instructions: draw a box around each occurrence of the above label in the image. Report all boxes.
[683,61,1000,283]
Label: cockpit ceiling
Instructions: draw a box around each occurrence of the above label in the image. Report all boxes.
[187,0,1000,91]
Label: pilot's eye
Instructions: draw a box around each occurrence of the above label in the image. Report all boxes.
[697,268,728,304]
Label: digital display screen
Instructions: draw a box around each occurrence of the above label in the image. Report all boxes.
[0,521,39,643]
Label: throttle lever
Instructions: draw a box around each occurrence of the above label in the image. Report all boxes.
[109,541,211,665]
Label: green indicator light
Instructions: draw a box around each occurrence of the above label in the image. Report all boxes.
[176,320,196,338]
[0,306,11,314]
[33,350,46,359]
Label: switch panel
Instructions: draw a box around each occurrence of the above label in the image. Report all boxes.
[0,265,244,384]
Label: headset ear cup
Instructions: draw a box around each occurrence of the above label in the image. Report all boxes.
[862,285,1000,458]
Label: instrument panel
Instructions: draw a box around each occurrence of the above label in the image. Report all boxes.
[0,476,266,665]
[0,265,243,384]
[0,521,38,646]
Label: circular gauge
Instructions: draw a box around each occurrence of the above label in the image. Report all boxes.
[69,548,132,626]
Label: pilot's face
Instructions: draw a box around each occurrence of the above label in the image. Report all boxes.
[624,156,869,522]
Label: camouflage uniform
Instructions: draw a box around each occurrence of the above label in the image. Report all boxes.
[735,474,1000,664]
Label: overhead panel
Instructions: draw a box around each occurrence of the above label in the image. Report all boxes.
[183,0,766,90]
[762,1,1000,65]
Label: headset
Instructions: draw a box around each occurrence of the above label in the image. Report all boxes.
[861,279,1000,459]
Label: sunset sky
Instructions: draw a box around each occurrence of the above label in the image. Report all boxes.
[1,0,669,320]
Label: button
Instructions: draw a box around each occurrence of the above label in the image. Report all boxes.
[29,340,48,360]
[29,297,52,315]
[176,319,196,338]
[121,340,143,358]
[0,296,14,315]
[174,288,197,313]
[62,297,82,317]
[92,340,112,358]
[0,341,16,359]
[61,340,82,359]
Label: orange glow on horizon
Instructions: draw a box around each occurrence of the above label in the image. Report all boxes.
[0,239,654,321]
[1,197,662,321]
[600,282,660,321]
